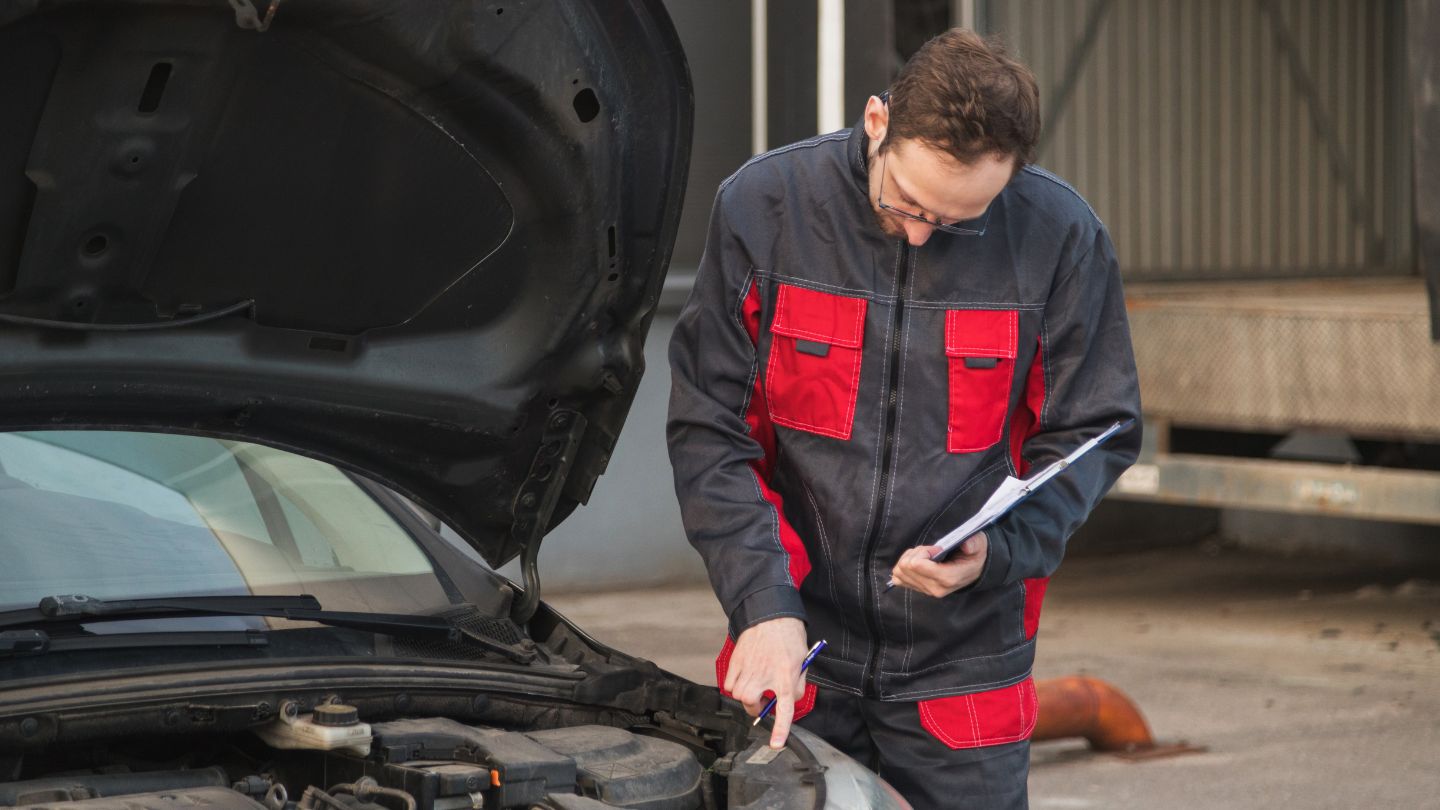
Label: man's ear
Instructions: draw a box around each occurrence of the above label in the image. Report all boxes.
[863,95,888,144]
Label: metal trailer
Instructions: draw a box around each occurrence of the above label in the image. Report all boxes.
[1116,276,1440,522]
[985,0,1440,528]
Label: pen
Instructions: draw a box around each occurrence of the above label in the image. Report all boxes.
[753,639,827,726]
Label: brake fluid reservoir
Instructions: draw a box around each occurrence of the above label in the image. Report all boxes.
[254,703,372,756]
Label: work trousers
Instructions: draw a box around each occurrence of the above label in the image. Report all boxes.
[796,686,1030,810]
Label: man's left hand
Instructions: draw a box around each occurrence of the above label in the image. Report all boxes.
[889,532,988,598]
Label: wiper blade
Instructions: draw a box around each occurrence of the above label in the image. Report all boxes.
[0,594,319,630]
[37,593,323,619]
[0,595,536,664]
[6,594,450,637]
[0,628,269,658]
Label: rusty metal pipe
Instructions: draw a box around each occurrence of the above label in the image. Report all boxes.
[1033,676,1155,752]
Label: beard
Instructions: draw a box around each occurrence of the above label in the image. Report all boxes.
[872,204,908,239]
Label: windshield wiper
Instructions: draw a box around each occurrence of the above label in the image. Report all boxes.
[32,594,323,620]
[0,595,536,664]
[0,628,269,658]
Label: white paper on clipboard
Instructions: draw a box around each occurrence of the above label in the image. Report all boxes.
[929,419,1132,560]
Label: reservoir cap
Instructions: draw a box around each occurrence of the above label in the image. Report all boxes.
[313,704,360,727]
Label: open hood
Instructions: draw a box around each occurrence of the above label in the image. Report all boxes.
[0,0,693,567]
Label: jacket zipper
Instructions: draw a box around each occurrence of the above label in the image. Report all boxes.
[861,242,911,698]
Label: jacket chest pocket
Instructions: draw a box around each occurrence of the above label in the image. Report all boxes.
[945,309,1017,453]
[765,284,868,440]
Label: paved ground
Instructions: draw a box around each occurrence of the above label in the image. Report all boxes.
[548,543,1440,809]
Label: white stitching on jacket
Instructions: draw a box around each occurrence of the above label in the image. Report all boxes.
[909,300,1044,311]
[771,284,868,346]
[856,248,902,686]
[766,349,863,439]
[1039,314,1053,428]
[915,686,1037,748]
[910,459,1012,544]
[743,450,794,589]
[881,638,1036,678]
[883,668,1032,700]
[760,272,899,302]
[765,285,867,439]
[892,275,917,674]
[1022,165,1104,225]
[802,479,852,660]
[944,309,1018,356]
[734,270,761,421]
[719,132,851,194]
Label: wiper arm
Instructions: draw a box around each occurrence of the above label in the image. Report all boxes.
[0,595,537,664]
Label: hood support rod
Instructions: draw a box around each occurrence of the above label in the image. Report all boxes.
[510,408,588,625]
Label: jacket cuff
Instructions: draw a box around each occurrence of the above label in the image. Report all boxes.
[972,526,1013,591]
[727,584,807,637]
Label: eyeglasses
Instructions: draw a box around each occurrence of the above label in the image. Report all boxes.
[875,152,984,237]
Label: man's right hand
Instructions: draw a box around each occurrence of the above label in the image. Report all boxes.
[724,616,809,749]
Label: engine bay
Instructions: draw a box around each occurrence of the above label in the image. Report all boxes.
[0,597,839,810]
[0,710,711,810]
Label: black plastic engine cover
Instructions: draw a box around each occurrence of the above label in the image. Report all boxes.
[323,719,701,810]
[10,787,264,810]
[0,768,230,806]
[527,726,701,810]
[328,718,574,809]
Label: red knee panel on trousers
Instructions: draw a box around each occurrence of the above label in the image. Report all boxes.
[916,677,1038,749]
[715,636,816,721]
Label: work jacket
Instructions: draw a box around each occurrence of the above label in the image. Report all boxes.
[666,122,1142,742]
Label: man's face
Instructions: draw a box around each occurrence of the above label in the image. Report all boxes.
[862,96,1016,247]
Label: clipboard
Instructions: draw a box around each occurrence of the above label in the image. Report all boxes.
[924,418,1134,564]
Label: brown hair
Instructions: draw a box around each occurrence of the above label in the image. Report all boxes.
[884,28,1041,168]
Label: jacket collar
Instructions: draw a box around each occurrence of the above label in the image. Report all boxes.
[847,116,872,195]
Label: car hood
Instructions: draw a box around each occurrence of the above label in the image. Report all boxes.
[0,0,692,567]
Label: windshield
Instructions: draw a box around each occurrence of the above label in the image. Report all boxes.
[0,431,454,619]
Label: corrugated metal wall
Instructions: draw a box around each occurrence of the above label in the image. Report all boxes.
[985,0,1412,281]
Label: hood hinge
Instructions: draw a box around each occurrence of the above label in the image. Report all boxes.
[510,408,588,625]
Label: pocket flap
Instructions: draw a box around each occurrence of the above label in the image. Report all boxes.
[770,284,867,349]
[945,309,1018,359]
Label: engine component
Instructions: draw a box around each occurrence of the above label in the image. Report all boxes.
[719,741,819,810]
[0,768,230,806]
[527,726,701,810]
[329,718,575,810]
[10,786,265,810]
[315,718,703,810]
[311,706,361,729]
[253,704,371,756]
[526,797,613,810]
[296,783,405,810]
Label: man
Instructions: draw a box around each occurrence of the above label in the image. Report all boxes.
[667,28,1141,808]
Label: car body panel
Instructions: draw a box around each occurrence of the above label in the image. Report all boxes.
[0,0,693,568]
